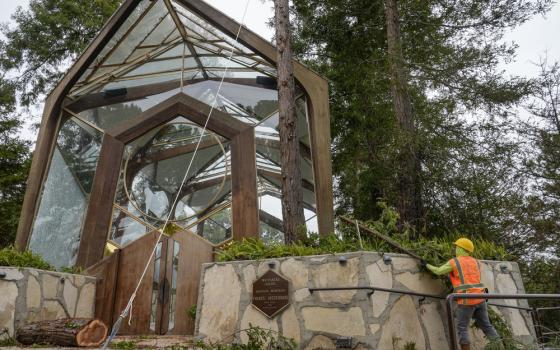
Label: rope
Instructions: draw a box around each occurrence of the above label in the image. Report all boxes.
[102,1,251,347]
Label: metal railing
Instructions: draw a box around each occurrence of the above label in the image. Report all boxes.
[309,286,445,301]
[446,293,560,350]
[307,287,560,349]
[534,306,560,343]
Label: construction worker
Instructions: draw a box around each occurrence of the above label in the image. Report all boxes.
[422,238,500,350]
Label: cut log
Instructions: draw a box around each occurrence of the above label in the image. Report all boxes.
[16,318,108,347]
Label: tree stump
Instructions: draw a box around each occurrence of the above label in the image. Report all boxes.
[16,318,108,347]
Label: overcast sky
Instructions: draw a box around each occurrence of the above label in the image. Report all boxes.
[0,0,559,140]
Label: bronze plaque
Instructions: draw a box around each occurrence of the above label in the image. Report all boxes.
[252,270,290,318]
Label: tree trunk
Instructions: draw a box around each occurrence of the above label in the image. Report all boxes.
[16,318,108,347]
[274,0,306,243]
[384,0,422,231]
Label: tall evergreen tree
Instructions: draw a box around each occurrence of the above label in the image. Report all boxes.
[0,78,30,248]
[274,0,306,243]
[291,0,550,238]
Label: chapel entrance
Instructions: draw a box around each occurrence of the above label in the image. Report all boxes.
[88,229,214,336]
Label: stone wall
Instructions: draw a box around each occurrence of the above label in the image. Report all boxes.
[195,252,535,350]
[0,267,96,339]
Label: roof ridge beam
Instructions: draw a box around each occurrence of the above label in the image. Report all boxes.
[163,0,209,79]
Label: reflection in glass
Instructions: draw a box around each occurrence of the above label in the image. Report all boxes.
[255,96,317,240]
[149,241,162,332]
[29,118,103,268]
[185,81,278,124]
[109,118,233,245]
[110,207,153,247]
[168,241,180,331]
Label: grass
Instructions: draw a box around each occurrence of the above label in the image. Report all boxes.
[109,340,137,349]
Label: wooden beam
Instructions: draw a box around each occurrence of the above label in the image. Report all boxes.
[163,0,209,79]
[231,127,258,239]
[109,93,250,142]
[64,77,278,113]
[257,168,314,192]
[64,79,181,113]
[76,135,125,268]
[259,209,283,232]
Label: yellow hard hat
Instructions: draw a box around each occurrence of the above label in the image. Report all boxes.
[454,238,474,253]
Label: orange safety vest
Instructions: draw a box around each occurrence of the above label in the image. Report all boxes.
[449,256,485,305]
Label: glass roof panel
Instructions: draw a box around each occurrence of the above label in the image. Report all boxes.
[103,0,169,66]
[142,13,177,46]
[171,1,254,55]
[75,0,153,84]
[183,80,278,124]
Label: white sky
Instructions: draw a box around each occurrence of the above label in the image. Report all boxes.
[0,0,558,141]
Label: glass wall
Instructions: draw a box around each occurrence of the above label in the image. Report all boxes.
[29,117,103,268]
[109,118,233,246]
[256,96,318,243]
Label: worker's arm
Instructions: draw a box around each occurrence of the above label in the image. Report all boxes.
[426,261,453,276]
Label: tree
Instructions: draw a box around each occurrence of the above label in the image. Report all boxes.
[291,0,549,238]
[274,0,306,243]
[0,78,30,248]
[384,0,422,231]
[516,59,560,258]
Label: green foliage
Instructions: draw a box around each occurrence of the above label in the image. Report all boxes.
[403,342,417,350]
[0,0,122,106]
[0,246,53,270]
[187,304,197,321]
[218,204,510,264]
[64,321,81,329]
[0,328,18,347]
[196,326,296,350]
[109,340,137,350]
[59,266,84,274]
[0,78,30,249]
[291,0,548,238]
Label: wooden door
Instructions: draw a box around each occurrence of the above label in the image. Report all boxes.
[111,231,165,335]
[103,229,214,335]
[160,231,214,335]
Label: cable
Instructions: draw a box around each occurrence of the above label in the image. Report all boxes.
[102,1,251,347]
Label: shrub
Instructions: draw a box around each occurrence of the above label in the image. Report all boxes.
[217,204,511,264]
[196,326,296,350]
[0,246,53,270]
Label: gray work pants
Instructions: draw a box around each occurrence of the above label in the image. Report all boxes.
[457,302,499,345]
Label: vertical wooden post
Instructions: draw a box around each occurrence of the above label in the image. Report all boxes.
[231,127,259,239]
[274,0,305,243]
[76,135,125,268]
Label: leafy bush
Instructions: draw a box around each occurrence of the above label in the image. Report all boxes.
[0,246,53,270]
[218,204,511,264]
[196,326,296,350]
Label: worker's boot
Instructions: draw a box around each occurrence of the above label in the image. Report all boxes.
[460,344,470,350]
